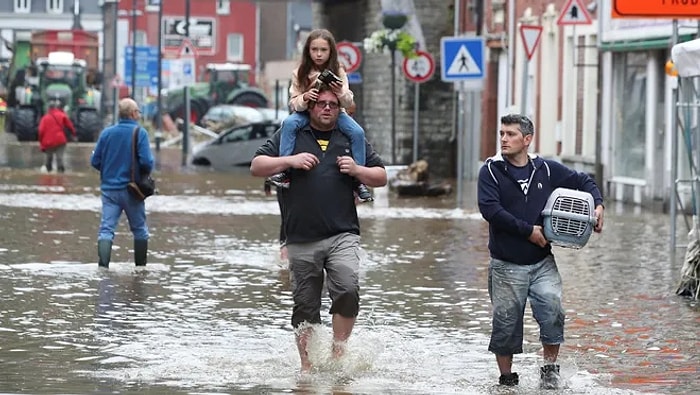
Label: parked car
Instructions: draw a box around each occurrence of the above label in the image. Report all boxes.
[257,107,289,123]
[191,120,281,168]
[199,104,264,132]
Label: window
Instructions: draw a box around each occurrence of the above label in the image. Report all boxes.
[145,0,160,12]
[15,0,30,13]
[227,34,243,62]
[47,0,63,13]
[216,0,230,15]
[612,51,646,179]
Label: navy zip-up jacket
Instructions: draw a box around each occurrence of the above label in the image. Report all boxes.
[478,153,604,265]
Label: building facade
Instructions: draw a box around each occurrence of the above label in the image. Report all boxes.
[0,0,104,61]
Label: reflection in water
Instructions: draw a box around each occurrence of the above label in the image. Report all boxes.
[0,144,696,394]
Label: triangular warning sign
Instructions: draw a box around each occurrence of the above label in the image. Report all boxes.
[447,45,481,76]
[557,0,592,26]
[520,25,543,61]
[179,38,197,58]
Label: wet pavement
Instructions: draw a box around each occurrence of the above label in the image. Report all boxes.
[0,138,698,394]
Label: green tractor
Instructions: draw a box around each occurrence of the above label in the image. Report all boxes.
[166,63,269,125]
[6,51,102,142]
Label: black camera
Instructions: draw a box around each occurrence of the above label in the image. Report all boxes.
[318,69,341,85]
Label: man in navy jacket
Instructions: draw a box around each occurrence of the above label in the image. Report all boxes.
[478,114,604,389]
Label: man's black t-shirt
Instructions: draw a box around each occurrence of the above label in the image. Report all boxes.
[255,125,384,244]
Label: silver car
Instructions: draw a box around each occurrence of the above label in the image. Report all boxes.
[191,121,281,168]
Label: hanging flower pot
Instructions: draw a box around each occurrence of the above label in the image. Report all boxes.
[382,11,408,30]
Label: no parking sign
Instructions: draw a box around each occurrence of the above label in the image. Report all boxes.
[402,50,435,83]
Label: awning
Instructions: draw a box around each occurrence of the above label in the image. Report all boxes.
[601,34,696,52]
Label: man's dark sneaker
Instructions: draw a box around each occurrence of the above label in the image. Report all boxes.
[540,364,561,389]
[356,183,373,203]
[267,172,290,189]
[498,372,519,386]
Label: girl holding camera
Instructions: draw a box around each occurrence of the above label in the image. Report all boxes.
[268,28,372,202]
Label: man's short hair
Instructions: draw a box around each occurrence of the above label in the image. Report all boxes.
[501,114,534,135]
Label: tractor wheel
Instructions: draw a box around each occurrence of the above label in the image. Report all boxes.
[171,100,204,125]
[14,107,37,142]
[230,91,268,108]
[76,110,102,142]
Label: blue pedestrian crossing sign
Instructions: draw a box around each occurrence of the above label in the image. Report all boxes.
[440,36,485,83]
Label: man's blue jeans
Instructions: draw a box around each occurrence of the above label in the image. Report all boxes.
[98,189,149,241]
[487,255,565,356]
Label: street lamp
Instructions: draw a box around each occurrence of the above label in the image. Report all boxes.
[382,11,408,165]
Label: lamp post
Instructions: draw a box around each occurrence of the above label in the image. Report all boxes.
[382,12,407,165]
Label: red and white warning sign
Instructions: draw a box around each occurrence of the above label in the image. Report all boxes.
[557,0,593,25]
[336,42,362,73]
[402,50,435,83]
[520,25,543,61]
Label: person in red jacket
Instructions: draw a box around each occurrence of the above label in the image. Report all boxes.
[38,100,76,173]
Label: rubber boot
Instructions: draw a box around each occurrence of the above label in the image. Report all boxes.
[97,240,112,268]
[134,239,148,266]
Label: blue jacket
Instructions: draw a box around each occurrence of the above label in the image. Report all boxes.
[91,119,154,190]
[477,153,604,265]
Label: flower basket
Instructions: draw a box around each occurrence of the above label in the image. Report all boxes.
[363,28,418,59]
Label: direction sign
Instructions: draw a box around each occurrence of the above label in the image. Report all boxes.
[440,36,484,83]
[124,45,160,89]
[162,17,215,55]
[520,25,543,61]
[336,42,362,74]
[402,50,435,83]
[613,0,700,18]
[557,0,592,25]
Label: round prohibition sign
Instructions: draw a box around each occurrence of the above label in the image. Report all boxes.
[336,41,362,74]
[402,50,435,83]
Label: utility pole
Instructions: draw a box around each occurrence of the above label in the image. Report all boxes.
[182,0,191,166]
[130,0,137,98]
[101,0,118,121]
[156,0,163,151]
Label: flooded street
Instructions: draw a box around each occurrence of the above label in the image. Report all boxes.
[0,140,697,394]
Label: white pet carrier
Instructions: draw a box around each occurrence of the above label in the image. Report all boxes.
[541,188,597,249]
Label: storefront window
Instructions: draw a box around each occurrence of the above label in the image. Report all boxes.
[612,52,647,179]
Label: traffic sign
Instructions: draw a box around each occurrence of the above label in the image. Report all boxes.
[402,50,435,83]
[336,42,362,73]
[440,36,484,83]
[613,0,700,18]
[181,58,196,87]
[520,25,543,61]
[179,38,197,58]
[347,72,362,85]
[557,0,592,25]
[124,45,160,89]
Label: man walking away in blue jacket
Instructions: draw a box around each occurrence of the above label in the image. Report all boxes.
[477,114,605,389]
[91,98,154,268]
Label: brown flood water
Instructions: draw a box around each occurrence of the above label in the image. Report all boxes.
[0,140,697,394]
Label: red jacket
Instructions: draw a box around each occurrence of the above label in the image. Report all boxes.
[38,108,76,151]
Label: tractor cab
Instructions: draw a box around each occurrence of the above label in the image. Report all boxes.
[203,63,251,104]
[35,52,86,113]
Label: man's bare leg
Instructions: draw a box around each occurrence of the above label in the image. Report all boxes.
[496,354,513,374]
[543,344,559,364]
[331,314,355,358]
[296,326,313,373]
